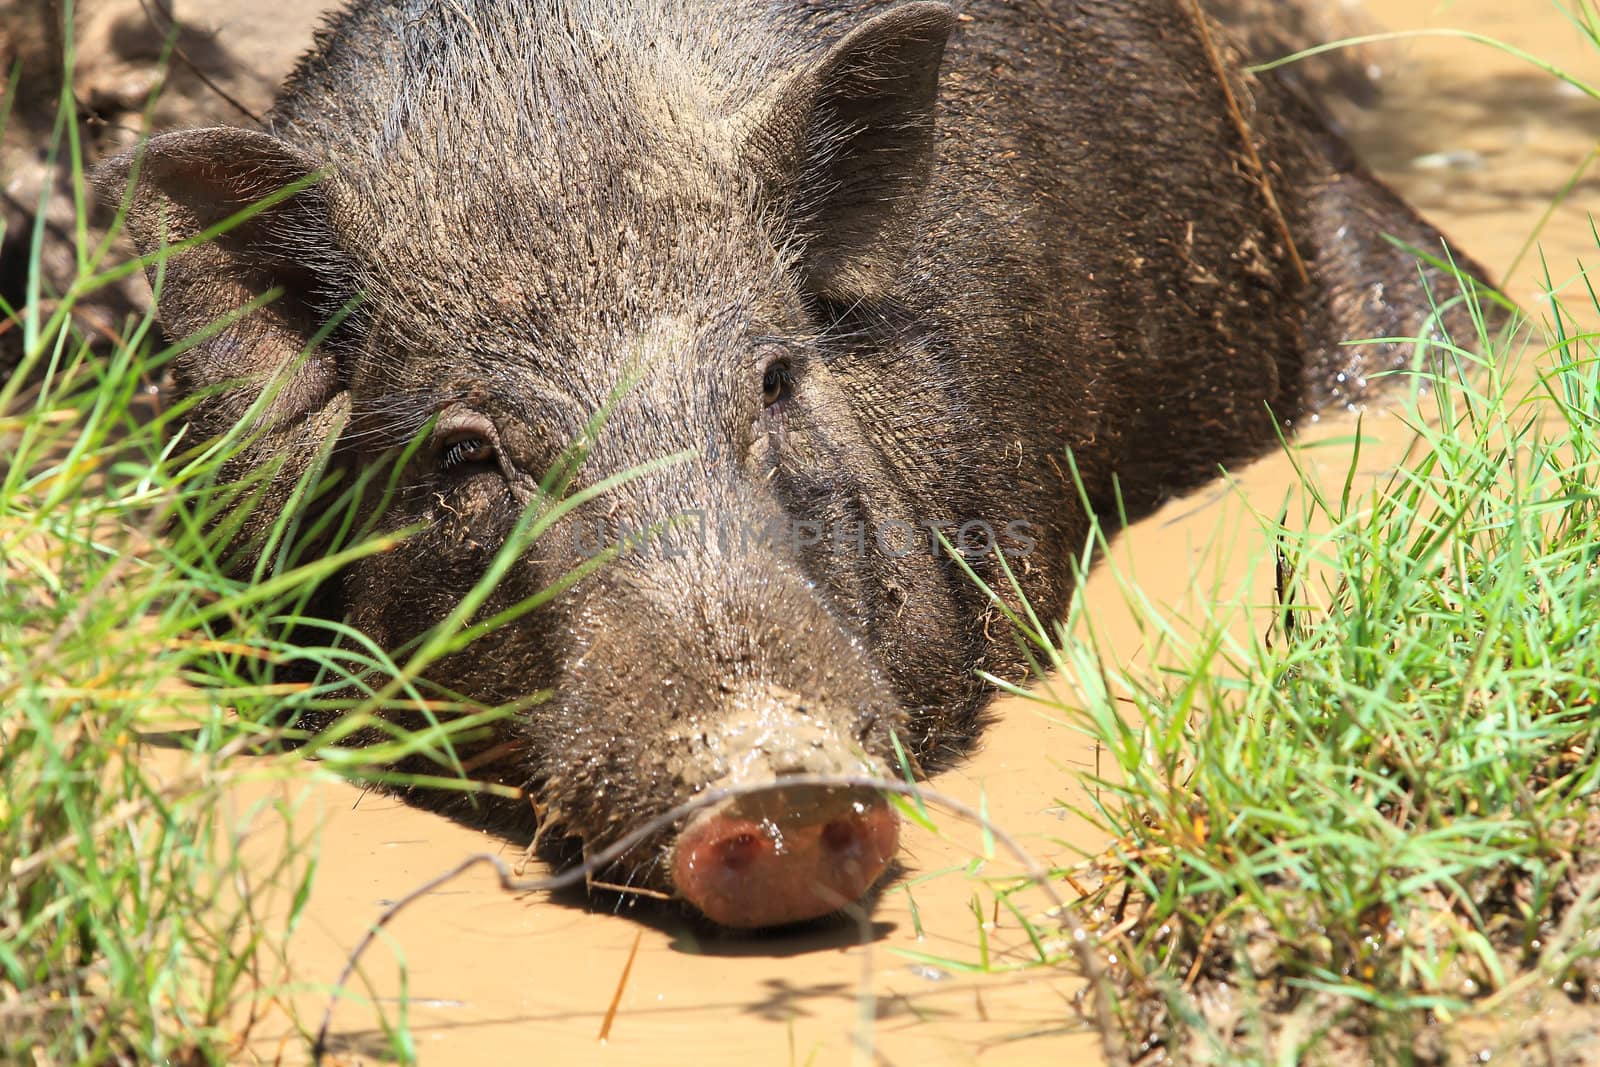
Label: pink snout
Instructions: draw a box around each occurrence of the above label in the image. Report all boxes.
[671,786,899,929]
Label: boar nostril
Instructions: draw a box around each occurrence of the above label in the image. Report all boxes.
[821,818,861,855]
[718,831,763,872]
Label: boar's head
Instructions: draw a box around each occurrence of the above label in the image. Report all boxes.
[97,2,1040,928]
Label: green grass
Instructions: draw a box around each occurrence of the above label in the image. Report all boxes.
[962,193,1600,1066]
[0,19,688,1057]
[925,250,1600,1061]
[889,10,1600,1061]
[1,235,323,1060]
[1048,266,1600,1060]
[0,42,540,1067]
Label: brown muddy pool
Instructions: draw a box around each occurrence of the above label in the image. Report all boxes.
[138,2,1597,1062]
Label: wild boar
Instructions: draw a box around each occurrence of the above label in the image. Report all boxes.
[98,0,1487,927]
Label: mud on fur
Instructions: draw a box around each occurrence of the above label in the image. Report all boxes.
[97,0,1491,928]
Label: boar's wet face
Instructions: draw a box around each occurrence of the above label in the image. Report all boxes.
[99,3,990,927]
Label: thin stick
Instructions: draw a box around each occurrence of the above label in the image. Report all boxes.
[135,0,264,125]
[1187,0,1310,288]
[597,930,642,1043]
[588,880,671,901]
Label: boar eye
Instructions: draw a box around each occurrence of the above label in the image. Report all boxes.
[439,435,496,472]
[762,361,794,409]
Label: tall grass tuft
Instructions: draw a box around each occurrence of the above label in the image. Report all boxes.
[922,14,1600,1060]
[0,38,552,1064]
[992,233,1600,1061]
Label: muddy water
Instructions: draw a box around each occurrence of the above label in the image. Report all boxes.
[186,3,1598,1063]
[1344,0,1598,317]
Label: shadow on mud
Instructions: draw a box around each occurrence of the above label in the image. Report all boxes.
[542,875,902,959]
[312,969,882,1057]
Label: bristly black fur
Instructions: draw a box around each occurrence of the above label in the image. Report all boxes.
[96,0,1493,918]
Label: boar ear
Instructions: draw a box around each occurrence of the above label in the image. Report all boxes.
[94,127,352,439]
[752,1,955,303]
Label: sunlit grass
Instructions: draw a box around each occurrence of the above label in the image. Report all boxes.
[917,11,1600,1057]
[948,159,1600,1067]
[910,241,1600,1062]
[0,45,559,1067]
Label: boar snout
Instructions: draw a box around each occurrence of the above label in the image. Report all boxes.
[535,535,911,925]
[663,681,902,927]
[673,784,899,929]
